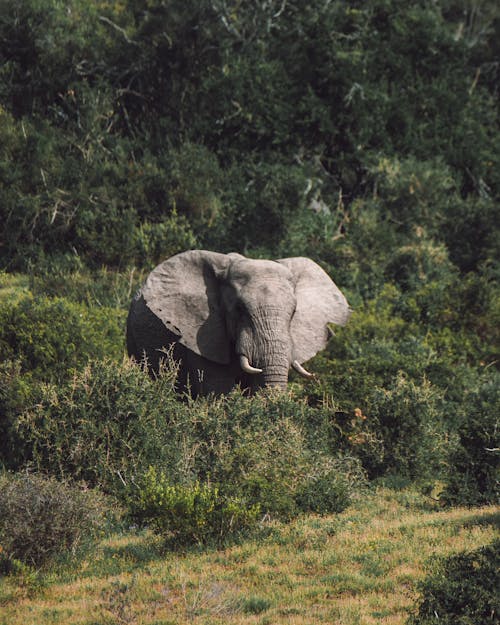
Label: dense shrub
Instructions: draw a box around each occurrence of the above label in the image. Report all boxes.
[1,0,498,269]
[294,456,366,515]
[0,292,126,381]
[409,540,500,625]
[130,468,261,547]
[27,255,145,309]
[198,406,367,518]
[0,103,197,269]
[305,274,499,484]
[0,359,37,468]
[0,472,112,570]
[13,359,366,527]
[363,374,447,480]
[14,359,179,492]
[310,363,447,481]
[209,413,315,519]
[441,373,500,507]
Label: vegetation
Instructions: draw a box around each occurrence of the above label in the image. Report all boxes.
[130,468,261,547]
[409,540,500,625]
[0,472,112,570]
[0,0,498,622]
[0,489,497,624]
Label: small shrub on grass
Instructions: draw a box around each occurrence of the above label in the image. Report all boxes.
[240,596,272,615]
[0,472,112,570]
[130,467,260,547]
[408,540,500,625]
[295,456,366,515]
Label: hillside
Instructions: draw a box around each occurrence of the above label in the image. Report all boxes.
[1,489,498,625]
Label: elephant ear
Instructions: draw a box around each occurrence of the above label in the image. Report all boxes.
[141,250,232,364]
[277,257,351,364]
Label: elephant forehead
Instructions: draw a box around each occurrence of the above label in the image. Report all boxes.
[228,258,293,283]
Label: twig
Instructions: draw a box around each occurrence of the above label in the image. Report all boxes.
[99,16,139,46]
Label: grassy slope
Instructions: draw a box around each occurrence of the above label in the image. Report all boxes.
[1,489,498,625]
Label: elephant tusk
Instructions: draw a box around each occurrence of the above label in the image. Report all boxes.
[239,354,263,375]
[292,360,315,379]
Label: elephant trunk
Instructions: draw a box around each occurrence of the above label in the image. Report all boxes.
[255,343,290,389]
[237,310,292,390]
[262,364,289,389]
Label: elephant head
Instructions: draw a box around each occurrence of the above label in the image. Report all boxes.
[127,250,350,393]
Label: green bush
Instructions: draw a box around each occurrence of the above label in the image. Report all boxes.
[313,373,446,483]
[212,414,312,519]
[294,456,366,515]
[0,359,38,468]
[1,0,499,272]
[14,359,179,493]
[441,372,500,507]
[13,359,367,525]
[216,159,310,254]
[308,286,435,404]
[364,374,447,481]
[0,472,112,570]
[130,467,260,547]
[207,407,366,518]
[408,540,500,625]
[27,256,145,309]
[0,293,126,381]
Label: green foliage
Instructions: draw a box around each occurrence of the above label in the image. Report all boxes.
[211,413,313,519]
[0,0,499,551]
[206,406,367,518]
[27,256,145,309]
[409,540,500,625]
[218,160,310,253]
[306,282,499,482]
[14,359,179,492]
[363,374,447,480]
[0,0,498,268]
[294,456,366,515]
[0,93,196,269]
[368,156,457,235]
[0,359,38,468]
[0,472,112,570]
[10,359,366,533]
[441,373,500,507]
[241,596,273,615]
[130,467,261,547]
[0,292,126,381]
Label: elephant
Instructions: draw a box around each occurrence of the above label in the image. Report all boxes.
[126,250,350,395]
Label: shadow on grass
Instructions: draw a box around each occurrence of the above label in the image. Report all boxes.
[459,509,500,530]
[80,532,166,579]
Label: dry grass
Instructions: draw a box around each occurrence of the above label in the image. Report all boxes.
[1,488,498,625]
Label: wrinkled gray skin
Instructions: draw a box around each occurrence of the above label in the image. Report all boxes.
[126,250,350,395]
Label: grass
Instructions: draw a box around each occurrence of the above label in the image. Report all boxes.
[0,272,30,304]
[0,488,498,625]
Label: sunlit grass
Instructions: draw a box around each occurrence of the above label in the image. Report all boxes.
[0,272,30,303]
[1,488,498,625]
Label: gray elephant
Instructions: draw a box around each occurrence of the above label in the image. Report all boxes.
[126,250,350,395]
